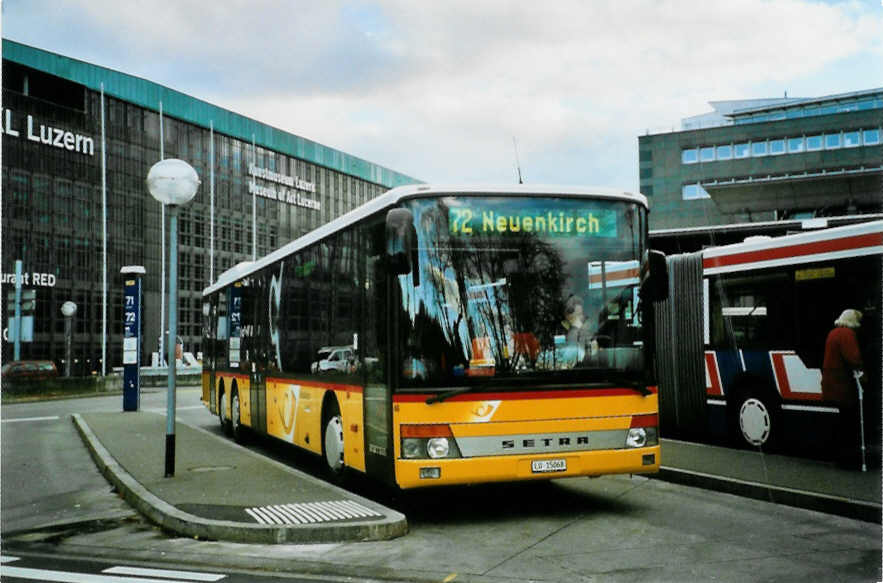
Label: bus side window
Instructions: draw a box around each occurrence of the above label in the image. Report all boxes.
[793,270,838,368]
[362,218,387,383]
[710,273,791,349]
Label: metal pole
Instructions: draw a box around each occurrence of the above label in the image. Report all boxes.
[210,121,215,285]
[855,370,867,472]
[101,83,108,376]
[13,259,22,361]
[64,315,72,377]
[252,134,257,261]
[159,101,165,366]
[165,204,179,477]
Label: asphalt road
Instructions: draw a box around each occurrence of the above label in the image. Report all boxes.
[1,552,333,583]
[2,388,881,582]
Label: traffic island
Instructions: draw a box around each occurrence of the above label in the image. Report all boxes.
[72,412,408,543]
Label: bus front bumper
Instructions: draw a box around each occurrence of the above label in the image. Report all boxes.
[394,445,660,489]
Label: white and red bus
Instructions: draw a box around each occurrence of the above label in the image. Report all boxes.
[657,220,882,458]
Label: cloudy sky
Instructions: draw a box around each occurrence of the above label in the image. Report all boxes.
[3,1,881,189]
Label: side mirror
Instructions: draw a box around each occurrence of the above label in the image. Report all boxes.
[386,208,420,286]
[640,249,668,302]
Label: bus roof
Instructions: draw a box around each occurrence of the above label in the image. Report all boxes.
[203,184,648,296]
[701,219,883,275]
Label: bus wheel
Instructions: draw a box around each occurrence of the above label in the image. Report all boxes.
[732,390,779,449]
[322,400,346,481]
[231,388,245,443]
[219,388,232,437]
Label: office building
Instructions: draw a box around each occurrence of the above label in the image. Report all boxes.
[639,89,883,240]
[1,40,419,374]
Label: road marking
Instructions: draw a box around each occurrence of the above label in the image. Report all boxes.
[2,564,224,582]
[104,566,226,581]
[245,500,382,525]
[1,415,60,423]
[0,555,20,563]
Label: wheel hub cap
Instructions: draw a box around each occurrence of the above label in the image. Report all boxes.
[324,416,344,471]
[740,398,771,446]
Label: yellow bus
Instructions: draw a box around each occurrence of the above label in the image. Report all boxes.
[201,185,667,488]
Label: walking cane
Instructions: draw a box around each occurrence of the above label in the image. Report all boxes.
[853,370,867,473]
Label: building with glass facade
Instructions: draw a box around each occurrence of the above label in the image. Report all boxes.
[639,88,883,234]
[1,40,420,374]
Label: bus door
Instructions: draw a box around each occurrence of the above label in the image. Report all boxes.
[362,222,395,484]
[215,284,240,415]
[202,297,216,408]
[209,292,229,414]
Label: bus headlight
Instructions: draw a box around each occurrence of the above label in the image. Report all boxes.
[625,427,658,448]
[400,424,462,459]
[427,437,451,459]
[402,438,424,459]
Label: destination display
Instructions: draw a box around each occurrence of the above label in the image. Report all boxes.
[449,205,617,238]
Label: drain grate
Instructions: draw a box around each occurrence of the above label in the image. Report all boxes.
[244,500,382,525]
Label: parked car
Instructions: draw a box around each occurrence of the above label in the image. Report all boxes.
[311,346,355,374]
[1,360,58,380]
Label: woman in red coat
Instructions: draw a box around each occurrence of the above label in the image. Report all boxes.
[821,309,864,468]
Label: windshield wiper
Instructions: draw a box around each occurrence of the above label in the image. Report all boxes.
[607,374,652,396]
[426,386,479,405]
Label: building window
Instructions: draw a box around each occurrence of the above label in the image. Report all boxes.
[681,148,698,164]
[682,183,711,200]
[864,128,881,145]
[751,141,768,157]
[734,94,883,124]
[824,132,841,149]
[787,137,804,153]
[700,147,715,162]
[769,139,785,155]
[734,143,750,158]
[843,131,861,148]
[716,145,732,160]
[806,135,823,151]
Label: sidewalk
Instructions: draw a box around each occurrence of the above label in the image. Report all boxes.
[73,411,408,544]
[658,438,881,523]
[73,412,880,548]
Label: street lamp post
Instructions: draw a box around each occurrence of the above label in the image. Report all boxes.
[60,301,77,377]
[146,159,199,478]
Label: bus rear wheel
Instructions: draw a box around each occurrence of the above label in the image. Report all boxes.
[730,388,780,450]
[322,401,346,482]
[219,388,232,436]
[231,389,245,443]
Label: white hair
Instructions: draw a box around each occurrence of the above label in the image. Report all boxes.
[834,309,862,329]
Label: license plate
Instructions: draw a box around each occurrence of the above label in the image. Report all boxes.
[531,459,567,473]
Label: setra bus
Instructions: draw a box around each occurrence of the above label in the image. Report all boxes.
[656,219,882,459]
[201,184,668,488]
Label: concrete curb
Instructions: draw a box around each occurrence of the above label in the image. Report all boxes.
[72,414,409,543]
[656,466,882,524]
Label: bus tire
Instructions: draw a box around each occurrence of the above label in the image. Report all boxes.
[730,386,780,450]
[218,385,232,437]
[322,398,346,482]
[231,387,245,444]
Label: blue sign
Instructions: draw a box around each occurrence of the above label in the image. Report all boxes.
[122,277,142,411]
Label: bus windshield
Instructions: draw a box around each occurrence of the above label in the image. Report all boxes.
[397,195,648,389]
